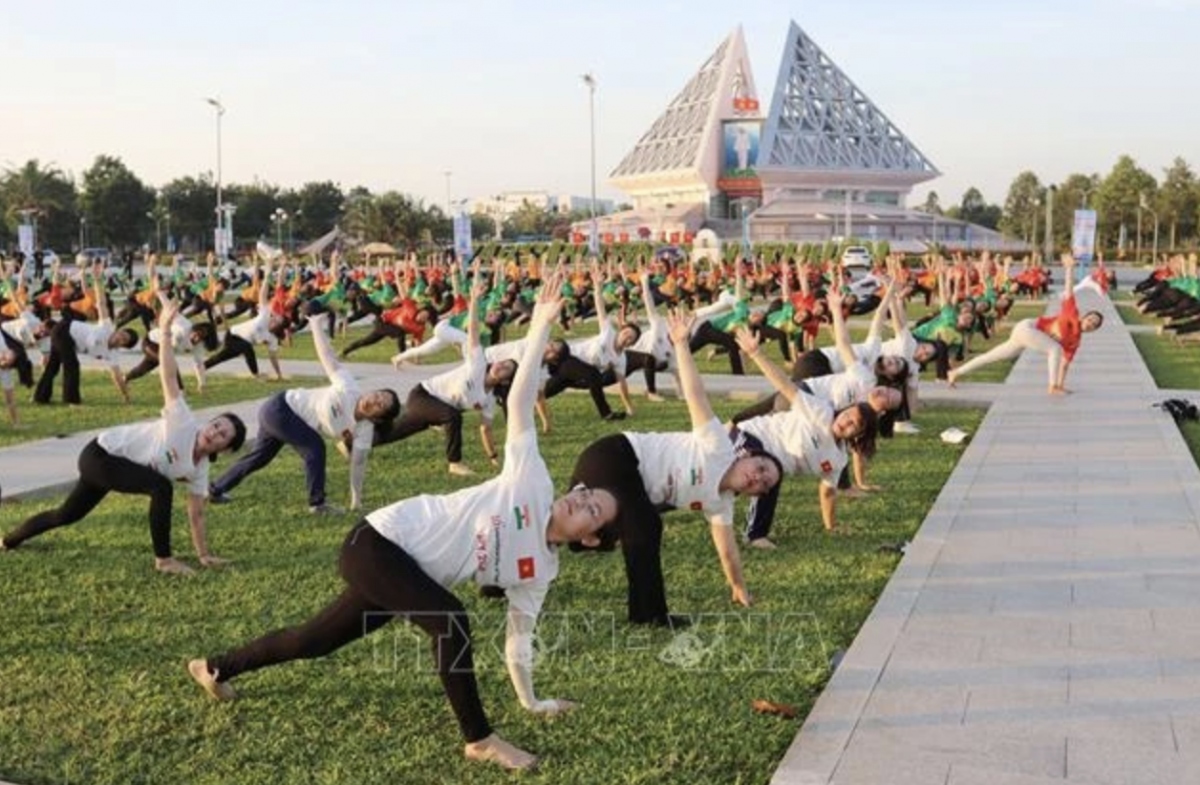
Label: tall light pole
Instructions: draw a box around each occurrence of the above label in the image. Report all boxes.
[582,72,598,255]
[205,97,225,255]
[1042,185,1056,263]
[1140,193,1159,265]
[271,207,288,249]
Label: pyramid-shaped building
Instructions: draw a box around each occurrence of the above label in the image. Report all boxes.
[587,21,1015,251]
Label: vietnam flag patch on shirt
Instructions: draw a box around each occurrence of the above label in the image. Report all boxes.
[689,501,704,511]
[820,460,833,474]
[517,556,535,580]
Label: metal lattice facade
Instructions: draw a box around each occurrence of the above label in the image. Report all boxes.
[609,37,729,178]
[759,22,938,177]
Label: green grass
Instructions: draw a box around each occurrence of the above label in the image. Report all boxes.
[0,395,984,785]
[1129,329,1200,465]
[1117,303,1157,326]
[0,372,323,448]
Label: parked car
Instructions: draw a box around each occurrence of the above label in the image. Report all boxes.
[840,245,873,269]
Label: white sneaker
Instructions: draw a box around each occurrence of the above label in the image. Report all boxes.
[188,659,237,701]
[646,393,666,403]
[893,421,921,435]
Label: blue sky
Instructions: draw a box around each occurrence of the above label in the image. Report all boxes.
[3,0,1197,211]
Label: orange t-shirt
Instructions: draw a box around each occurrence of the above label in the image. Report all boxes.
[1036,295,1082,361]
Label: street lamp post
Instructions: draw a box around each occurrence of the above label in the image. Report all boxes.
[271,208,288,250]
[1140,193,1159,266]
[205,97,225,255]
[1043,185,1056,263]
[582,72,598,255]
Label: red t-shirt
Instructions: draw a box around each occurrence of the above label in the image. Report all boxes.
[1036,295,1082,361]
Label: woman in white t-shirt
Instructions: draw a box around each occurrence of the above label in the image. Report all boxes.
[188,273,620,772]
[373,273,512,476]
[566,310,782,626]
[1,298,248,575]
[733,326,879,545]
[208,311,400,514]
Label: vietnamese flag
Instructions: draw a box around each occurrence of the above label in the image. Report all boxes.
[517,557,535,580]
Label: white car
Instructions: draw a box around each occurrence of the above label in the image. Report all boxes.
[840,246,873,269]
[75,247,113,268]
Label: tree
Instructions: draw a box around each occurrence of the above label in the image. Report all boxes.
[295,181,345,240]
[0,159,79,252]
[232,180,283,244]
[1000,171,1043,242]
[160,175,217,254]
[919,191,943,215]
[470,211,497,241]
[955,187,1001,229]
[1158,157,1197,248]
[80,155,154,249]
[1095,155,1157,256]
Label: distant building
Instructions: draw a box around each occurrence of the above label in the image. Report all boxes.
[471,191,615,235]
[576,22,1022,252]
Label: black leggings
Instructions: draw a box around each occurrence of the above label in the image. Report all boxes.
[124,339,184,388]
[374,385,465,463]
[569,434,671,624]
[623,350,665,395]
[205,332,259,376]
[544,356,614,418]
[206,521,491,743]
[2,439,176,557]
[343,321,408,357]
[34,320,84,404]
[689,322,744,375]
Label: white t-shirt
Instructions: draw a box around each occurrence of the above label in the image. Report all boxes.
[881,331,921,392]
[231,310,278,350]
[631,312,671,362]
[97,398,209,495]
[805,362,874,410]
[367,429,557,617]
[284,368,371,447]
[69,319,119,370]
[737,390,847,487]
[485,338,549,385]
[569,321,619,370]
[623,417,737,526]
[149,315,206,366]
[1,311,41,348]
[820,336,883,375]
[421,345,495,421]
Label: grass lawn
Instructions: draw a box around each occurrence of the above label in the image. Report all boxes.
[0,395,984,785]
[1117,303,1157,326]
[0,372,323,448]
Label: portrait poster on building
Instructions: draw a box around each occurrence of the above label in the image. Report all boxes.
[453,211,473,264]
[722,120,761,177]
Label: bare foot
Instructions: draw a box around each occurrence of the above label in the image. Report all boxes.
[155,557,195,576]
[448,463,476,477]
[645,393,666,403]
[747,537,777,550]
[946,372,958,388]
[464,733,537,771]
[187,659,237,701]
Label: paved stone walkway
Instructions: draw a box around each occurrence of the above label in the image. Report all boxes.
[772,287,1200,784]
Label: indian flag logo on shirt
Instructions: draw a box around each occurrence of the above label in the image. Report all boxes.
[513,504,531,530]
[517,556,535,580]
[164,448,179,465]
[689,467,704,486]
[331,402,343,419]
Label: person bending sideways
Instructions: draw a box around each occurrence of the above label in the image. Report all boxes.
[949,255,1103,395]
[1,296,246,575]
[187,272,618,771]
[567,310,781,626]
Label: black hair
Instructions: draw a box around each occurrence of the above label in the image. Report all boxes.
[208,412,248,461]
[192,321,220,352]
[1083,310,1105,328]
[117,328,139,351]
[837,402,879,459]
[545,338,570,365]
[371,389,402,424]
[487,359,518,385]
[917,338,951,381]
[618,321,642,346]
[734,447,785,495]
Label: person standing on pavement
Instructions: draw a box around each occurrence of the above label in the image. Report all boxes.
[1,296,247,574]
[208,310,401,514]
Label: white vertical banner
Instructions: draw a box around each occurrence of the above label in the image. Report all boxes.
[18,225,34,258]
[587,218,600,256]
[1072,210,1098,264]
[453,210,473,265]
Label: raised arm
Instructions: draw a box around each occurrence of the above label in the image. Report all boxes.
[155,293,183,405]
[506,271,564,441]
[826,288,858,369]
[306,310,342,380]
[666,309,716,429]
